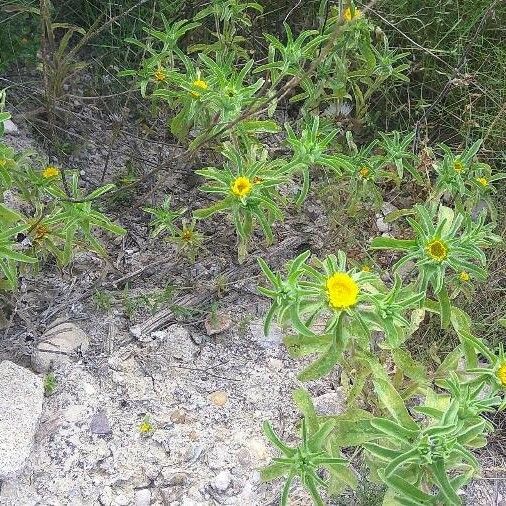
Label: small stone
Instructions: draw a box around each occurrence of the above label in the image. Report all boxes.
[250,319,283,349]
[90,409,112,435]
[381,202,398,216]
[164,471,187,486]
[209,390,228,406]
[64,404,88,423]
[397,260,416,280]
[32,322,89,373]
[0,360,44,479]
[237,448,252,467]
[267,358,283,372]
[247,438,268,461]
[375,214,389,233]
[4,119,19,135]
[212,470,232,492]
[134,488,151,506]
[313,389,346,416]
[154,325,195,362]
[204,310,232,335]
[169,409,187,424]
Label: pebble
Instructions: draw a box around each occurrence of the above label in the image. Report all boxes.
[209,391,228,406]
[381,201,398,216]
[169,409,187,424]
[134,488,151,506]
[212,470,232,492]
[375,214,389,233]
[313,389,346,416]
[90,410,112,435]
[267,358,283,372]
[4,119,19,135]
[32,322,89,373]
[247,438,268,461]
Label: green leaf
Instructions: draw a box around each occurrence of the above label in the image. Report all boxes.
[262,421,296,457]
[0,247,38,264]
[391,348,428,387]
[194,199,231,219]
[239,119,280,134]
[260,462,290,481]
[378,469,434,505]
[0,203,23,224]
[373,378,417,430]
[297,339,343,381]
[292,389,318,434]
[363,442,403,461]
[431,460,462,505]
[370,237,416,251]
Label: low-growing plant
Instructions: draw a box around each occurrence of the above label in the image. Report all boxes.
[0,90,126,290]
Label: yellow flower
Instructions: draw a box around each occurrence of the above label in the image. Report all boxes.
[153,68,166,82]
[34,225,49,241]
[361,265,371,272]
[497,363,506,386]
[139,419,154,434]
[181,229,193,242]
[426,239,448,262]
[42,165,60,178]
[343,6,361,22]
[231,176,252,197]
[326,272,359,309]
[359,166,370,178]
[476,177,489,187]
[459,271,470,282]
[190,79,209,98]
[453,159,464,173]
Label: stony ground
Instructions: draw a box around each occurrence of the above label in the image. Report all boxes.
[0,79,505,505]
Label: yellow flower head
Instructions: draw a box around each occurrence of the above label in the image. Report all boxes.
[497,362,506,386]
[231,176,252,198]
[359,166,370,178]
[190,79,208,98]
[139,419,154,434]
[476,177,489,187]
[426,238,448,262]
[343,6,361,22]
[34,225,49,241]
[326,272,359,309]
[453,159,464,173]
[181,229,193,242]
[459,271,470,282]
[361,265,371,272]
[42,165,60,178]
[153,68,166,82]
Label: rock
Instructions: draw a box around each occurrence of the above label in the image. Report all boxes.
[375,214,389,233]
[153,325,195,362]
[169,409,187,424]
[134,488,151,506]
[4,119,19,135]
[247,438,268,461]
[381,202,398,216]
[250,319,283,349]
[0,360,44,479]
[90,410,112,435]
[212,470,232,492]
[204,310,232,335]
[32,322,89,373]
[267,358,283,372]
[396,260,416,280]
[313,389,346,416]
[209,391,228,407]
[163,471,187,486]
